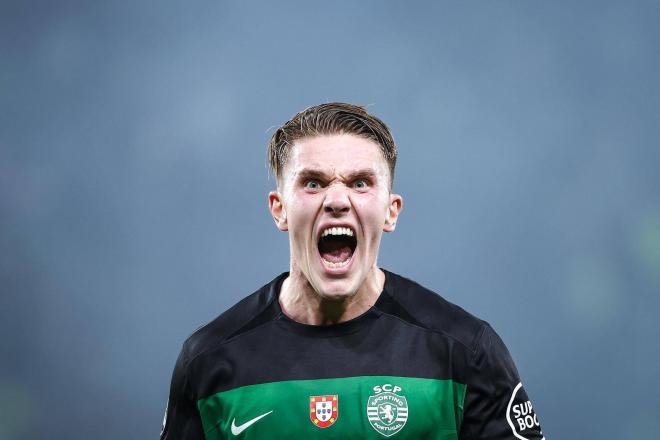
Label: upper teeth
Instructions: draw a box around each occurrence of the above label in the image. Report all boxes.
[321,227,354,237]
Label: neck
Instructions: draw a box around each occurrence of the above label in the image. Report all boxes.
[278,266,385,325]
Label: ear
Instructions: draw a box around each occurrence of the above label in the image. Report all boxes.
[268,191,288,231]
[383,193,403,232]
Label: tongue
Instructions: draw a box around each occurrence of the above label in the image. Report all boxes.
[319,237,354,263]
[320,245,353,263]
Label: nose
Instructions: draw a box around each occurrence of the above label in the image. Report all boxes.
[323,184,351,216]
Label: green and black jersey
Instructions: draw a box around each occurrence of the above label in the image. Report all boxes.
[161,271,544,439]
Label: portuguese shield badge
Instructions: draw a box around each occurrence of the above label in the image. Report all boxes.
[310,395,338,428]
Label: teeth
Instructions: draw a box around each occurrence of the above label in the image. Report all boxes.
[321,226,355,237]
[321,257,352,268]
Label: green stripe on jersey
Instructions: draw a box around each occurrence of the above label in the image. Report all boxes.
[197,376,466,439]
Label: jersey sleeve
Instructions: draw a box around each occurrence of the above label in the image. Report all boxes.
[459,324,545,440]
[161,342,205,440]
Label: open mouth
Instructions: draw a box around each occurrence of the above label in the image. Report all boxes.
[317,226,357,269]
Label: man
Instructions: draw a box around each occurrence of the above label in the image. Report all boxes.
[161,103,544,439]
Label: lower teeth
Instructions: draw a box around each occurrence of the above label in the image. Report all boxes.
[322,258,351,268]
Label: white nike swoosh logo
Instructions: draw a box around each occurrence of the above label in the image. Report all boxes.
[230,410,273,435]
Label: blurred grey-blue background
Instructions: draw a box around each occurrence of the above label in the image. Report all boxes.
[2,1,659,438]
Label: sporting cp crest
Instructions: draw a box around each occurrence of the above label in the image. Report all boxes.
[367,384,409,437]
[310,395,338,428]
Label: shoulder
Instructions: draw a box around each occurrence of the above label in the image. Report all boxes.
[379,270,490,354]
[181,273,286,363]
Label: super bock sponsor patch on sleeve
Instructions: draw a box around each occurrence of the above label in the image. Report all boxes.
[506,383,544,440]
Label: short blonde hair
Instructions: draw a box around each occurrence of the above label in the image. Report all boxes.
[267,102,397,188]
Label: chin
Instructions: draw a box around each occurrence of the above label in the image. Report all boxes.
[311,274,361,301]
[318,286,358,301]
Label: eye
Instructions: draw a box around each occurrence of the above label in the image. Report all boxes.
[304,180,321,190]
[353,179,369,189]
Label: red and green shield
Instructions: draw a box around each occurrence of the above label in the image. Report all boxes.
[310,395,338,428]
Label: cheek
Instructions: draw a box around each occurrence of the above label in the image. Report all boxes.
[286,193,320,232]
[352,194,390,229]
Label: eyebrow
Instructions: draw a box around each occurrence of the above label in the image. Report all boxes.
[296,168,378,181]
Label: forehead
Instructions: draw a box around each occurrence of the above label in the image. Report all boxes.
[284,134,389,177]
